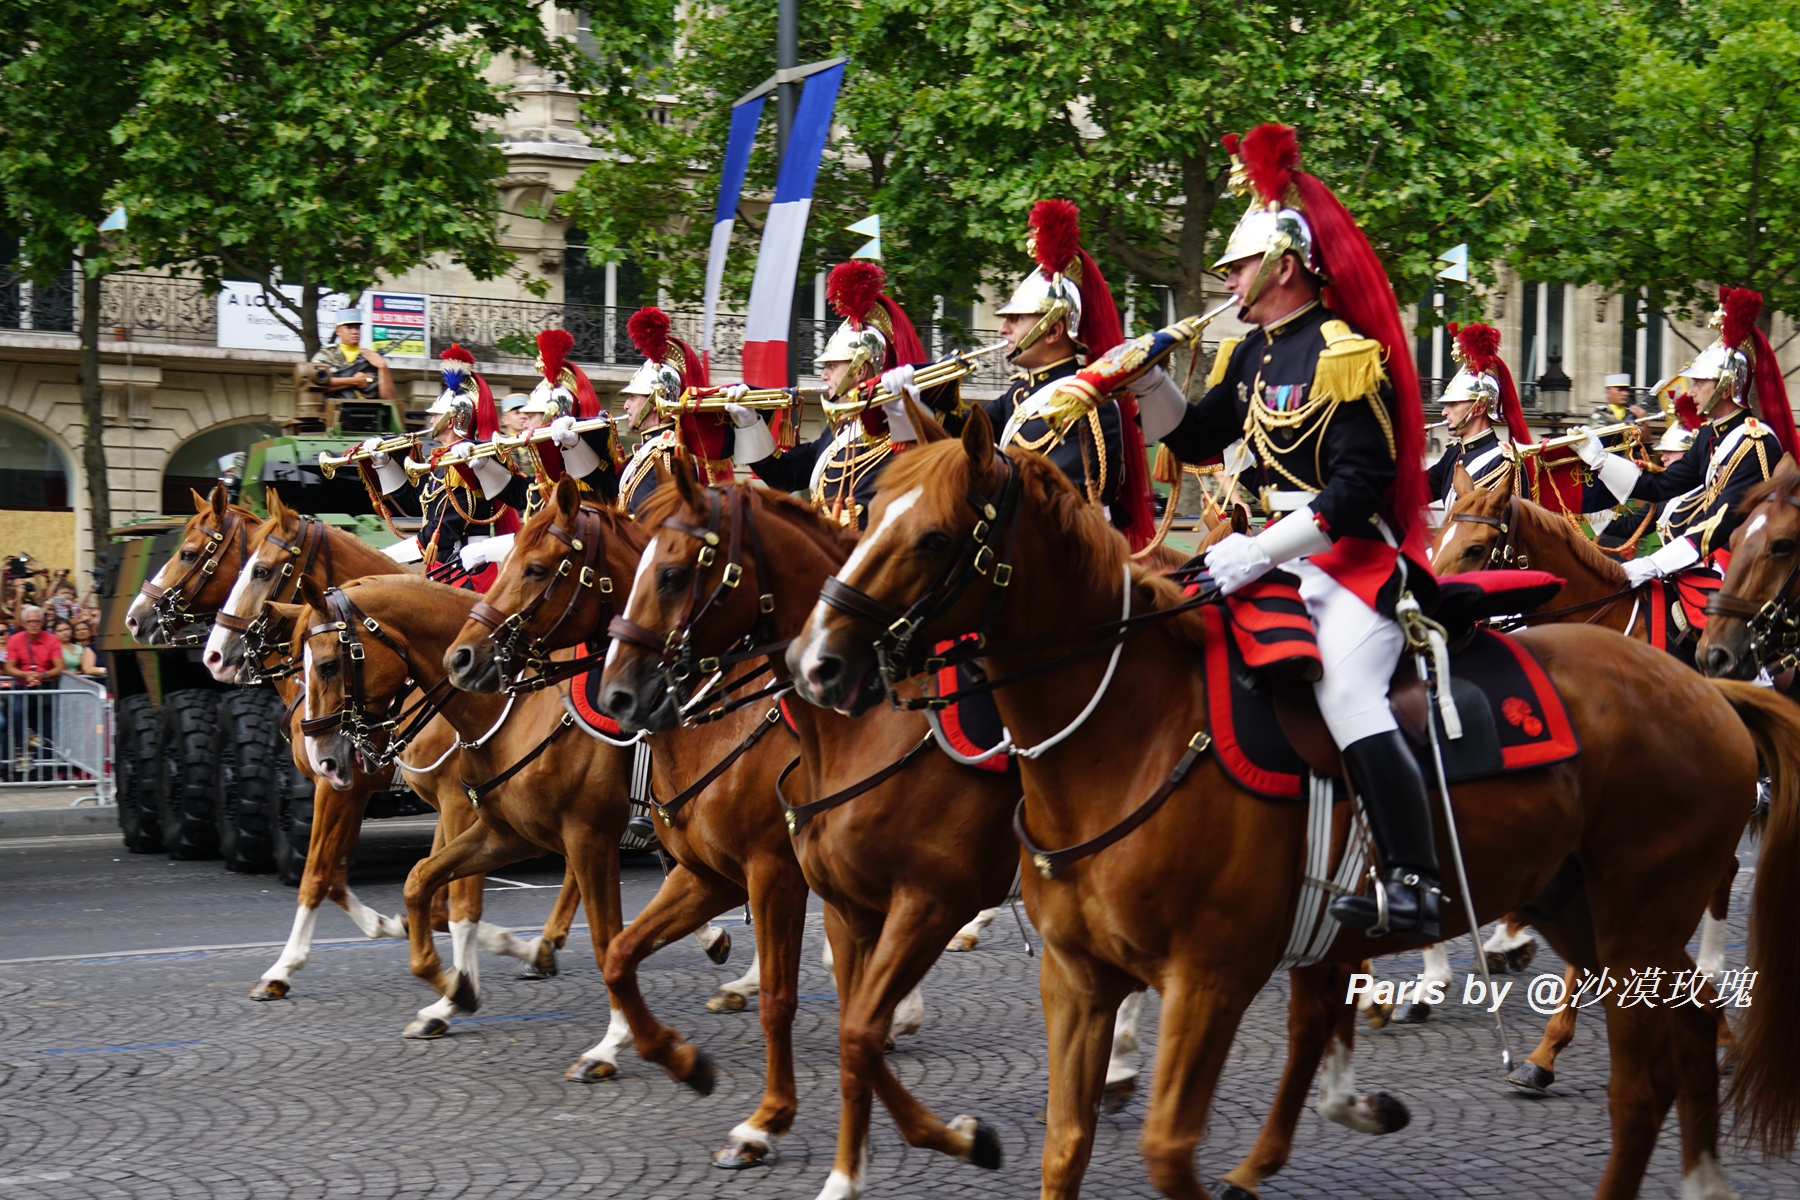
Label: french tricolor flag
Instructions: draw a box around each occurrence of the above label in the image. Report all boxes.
[741,63,845,387]
[701,96,766,366]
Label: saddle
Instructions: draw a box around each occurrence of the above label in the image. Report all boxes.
[1204,570,1579,800]
[568,656,627,740]
[930,647,1013,773]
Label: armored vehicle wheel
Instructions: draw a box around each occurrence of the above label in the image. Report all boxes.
[214,688,286,873]
[114,694,164,854]
[273,773,315,887]
[156,689,222,859]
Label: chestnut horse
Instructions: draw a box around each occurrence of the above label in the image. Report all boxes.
[793,408,1800,1200]
[597,466,1396,1200]
[200,489,575,1007]
[292,573,635,1046]
[441,476,813,1168]
[1696,469,1800,1160]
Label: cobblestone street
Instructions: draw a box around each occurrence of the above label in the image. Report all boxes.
[0,830,1791,1199]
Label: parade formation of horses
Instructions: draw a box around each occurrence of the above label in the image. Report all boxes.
[792,409,1800,1200]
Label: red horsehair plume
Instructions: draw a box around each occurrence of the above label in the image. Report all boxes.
[1453,321,1503,375]
[438,342,474,388]
[827,261,886,327]
[1029,199,1082,277]
[1672,392,1704,430]
[1220,132,1240,158]
[1721,286,1762,351]
[536,328,574,382]
[626,307,671,362]
[440,343,475,365]
[1239,123,1300,205]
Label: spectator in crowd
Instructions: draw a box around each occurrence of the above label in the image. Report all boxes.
[4,606,62,769]
[4,607,60,688]
[499,392,532,436]
[309,308,395,402]
[45,578,81,624]
[70,619,104,678]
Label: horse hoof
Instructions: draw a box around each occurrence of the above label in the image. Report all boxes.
[704,929,732,965]
[1484,950,1508,973]
[1101,1076,1135,1114]
[706,990,749,1014]
[566,1056,615,1082]
[1362,1002,1391,1030]
[1392,1002,1433,1024]
[1368,1092,1411,1134]
[946,932,979,952]
[712,1137,774,1169]
[1216,1185,1259,1200]
[1505,1061,1555,1092]
[403,1015,450,1040]
[447,970,480,1014]
[516,938,559,980]
[683,1049,717,1096]
[966,1119,1002,1170]
[1505,940,1538,973]
[249,979,290,1001]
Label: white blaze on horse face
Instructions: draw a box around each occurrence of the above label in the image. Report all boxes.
[204,550,277,680]
[797,486,923,682]
[1743,512,1769,547]
[606,535,661,670]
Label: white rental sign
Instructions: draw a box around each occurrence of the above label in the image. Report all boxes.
[216,282,351,351]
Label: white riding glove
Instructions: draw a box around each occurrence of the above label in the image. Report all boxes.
[441,440,471,461]
[547,415,581,449]
[361,436,408,495]
[879,363,918,402]
[1128,366,1191,443]
[1204,506,1333,595]
[722,383,752,405]
[1622,535,1700,587]
[882,397,918,443]
[359,436,391,469]
[546,415,602,479]
[1572,425,1642,504]
[722,401,760,428]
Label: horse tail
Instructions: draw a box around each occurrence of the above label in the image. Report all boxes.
[1712,678,1800,1157]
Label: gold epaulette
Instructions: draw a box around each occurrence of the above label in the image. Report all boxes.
[1311,320,1387,402]
[1207,336,1242,387]
[1743,417,1771,438]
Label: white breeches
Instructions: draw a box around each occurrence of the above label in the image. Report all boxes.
[1292,559,1403,748]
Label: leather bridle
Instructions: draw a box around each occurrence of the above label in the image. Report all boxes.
[218,517,330,685]
[1705,492,1800,669]
[138,508,252,646]
[818,451,1026,703]
[607,485,789,715]
[467,505,615,694]
[298,586,454,771]
[1449,493,1528,570]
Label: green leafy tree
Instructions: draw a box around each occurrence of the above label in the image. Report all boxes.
[0,0,162,543]
[1524,0,1800,328]
[113,0,664,354]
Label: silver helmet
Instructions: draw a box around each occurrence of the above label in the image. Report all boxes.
[621,358,682,405]
[523,376,578,419]
[427,367,477,436]
[1439,366,1503,426]
[1653,423,1697,454]
[996,269,1083,355]
[815,320,886,397]
[1212,200,1320,309]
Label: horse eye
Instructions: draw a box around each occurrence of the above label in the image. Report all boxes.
[916,530,953,554]
[523,562,548,580]
[253,564,271,580]
[180,549,198,562]
[658,566,688,593]
[317,658,339,678]
[1773,538,1797,558]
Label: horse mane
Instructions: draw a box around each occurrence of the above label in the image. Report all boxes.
[877,443,1206,645]
[1512,496,1629,586]
[513,499,648,556]
[635,479,859,562]
[1741,471,1800,513]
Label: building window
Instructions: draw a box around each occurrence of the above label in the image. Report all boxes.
[0,417,70,511]
[1620,290,1665,389]
[1519,282,1567,385]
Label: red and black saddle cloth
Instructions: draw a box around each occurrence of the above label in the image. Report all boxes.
[1200,569,1579,800]
[930,640,1013,773]
[568,654,627,740]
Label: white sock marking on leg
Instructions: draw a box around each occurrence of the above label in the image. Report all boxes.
[891,987,925,1038]
[262,904,321,984]
[1421,943,1453,988]
[1107,991,1145,1085]
[342,887,406,939]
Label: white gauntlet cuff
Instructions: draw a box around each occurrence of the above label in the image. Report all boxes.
[469,456,514,500]
[733,417,776,464]
[1254,504,1333,566]
[1595,454,1641,504]
[559,436,602,479]
[1129,367,1190,443]
[374,458,409,495]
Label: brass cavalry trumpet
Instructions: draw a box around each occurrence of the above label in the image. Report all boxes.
[318,433,422,479]
[819,340,1012,423]
[400,415,616,486]
[1518,415,1658,457]
[655,387,804,417]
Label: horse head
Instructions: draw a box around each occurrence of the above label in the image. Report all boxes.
[203,487,307,681]
[126,483,254,646]
[1699,464,1800,680]
[444,474,643,693]
[1431,461,1512,574]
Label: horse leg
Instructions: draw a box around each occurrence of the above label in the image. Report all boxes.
[1593,1002,1684,1200]
[714,860,809,1170]
[1393,944,1453,1024]
[693,920,734,965]
[1483,913,1540,974]
[814,904,878,1200]
[1218,962,1406,1200]
[1133,973,1258,1200]
[1103,988,1148,1114]
[1038,945,1133,1200]
[563,829,629,1078]
[493,866,577,981]
[250,778,373,1000]
[585,859,741,1085]
[1669,970,1731,1200]
[399,818,537,1022]
[946,906,1001,952]
[845,902,1001,1169]
[1506,963,1582,1092]
[540,863,580,950]
[708,948,761,1012]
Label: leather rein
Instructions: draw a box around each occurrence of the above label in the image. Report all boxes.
[137,508,253,646]
[467,505,616,694]
[296,587,455,771]
[1703,492,1800,669]
[218,517,331,684]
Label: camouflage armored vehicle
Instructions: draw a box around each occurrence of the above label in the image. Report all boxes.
[97,380,429,882]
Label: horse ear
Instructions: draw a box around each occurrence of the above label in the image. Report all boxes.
[296,574,330,618]
[962,404,996,475]
[671,452,704,510]
[1774,452,1798,480]
[191,488,209,514]
[904,394,949,444]
[554,473,581,523]
[1452,461,1477,503]
[1230,504,1250,535]
[209,483,228,519]
[266,487,288,520]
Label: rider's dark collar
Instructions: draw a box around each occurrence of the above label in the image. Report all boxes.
[1712,405,1748,432]
[1260,300,1322,338]
[1019,355,1078,387]
[1458,426,1499,452]
[636,420,677,442]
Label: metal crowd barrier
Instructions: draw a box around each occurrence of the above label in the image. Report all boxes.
[0,679,115,805]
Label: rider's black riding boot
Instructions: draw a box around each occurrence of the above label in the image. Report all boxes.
[1328,730,1443,940]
